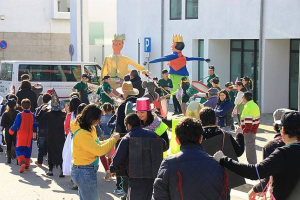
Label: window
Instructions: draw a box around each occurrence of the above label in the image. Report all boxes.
[170,0,182,20]
[186,0,198,19]
[58,0,70,12]
[0,63,13,81]
[198,40,204,80]
[52,0,70,19]
[84,65,101,85]
[18,65,81,82]
[289,39,299,110]
[230,40,259,102]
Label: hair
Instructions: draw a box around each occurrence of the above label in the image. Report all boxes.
[76,104,101,132]
[5,100,17,119]
[175,42,185,51]
[21,74,30,81]
[199,107,216,126]
[124,74,131,81]
[175,117,203,145]
[77,103,87,115]
[217,89,230,104]
[282,111,300,140]
[70,98,82,117]
[236,81,247,92]
[20,80,32,90]
[130,70,138,78]
[42,93,52,104]
[102,102,114,113]
[21,98,31,110]
[141,111,155,127]
[243,77,254,90]
[243,92,253,101]
[69,92,80,99]
[273,123,280,133]
[162,69,168,74]
[8,94,18,102]
[125,113,141,128]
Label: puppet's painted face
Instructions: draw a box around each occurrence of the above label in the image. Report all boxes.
[171,42,179,52]
[112,40,123,53]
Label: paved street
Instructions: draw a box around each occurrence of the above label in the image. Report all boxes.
[0,113,275,200]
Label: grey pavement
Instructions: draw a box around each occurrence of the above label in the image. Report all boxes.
[0,112,275,200]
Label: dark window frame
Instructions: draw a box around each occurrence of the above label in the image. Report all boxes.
[185,0,198,20]
[289,39,300,110]
[198,39,204,80]
[170,0,182,20]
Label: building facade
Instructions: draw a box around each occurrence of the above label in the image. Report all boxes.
[117,0,300,113]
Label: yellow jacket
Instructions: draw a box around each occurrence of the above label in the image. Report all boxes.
[71,120,117,165]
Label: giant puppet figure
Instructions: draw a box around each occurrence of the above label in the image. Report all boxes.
[101,34,148,91]
[145,35,210,94]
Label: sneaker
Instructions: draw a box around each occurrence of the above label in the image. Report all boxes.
[59,170,65,178]
[46,170,53,176]
[104,170,111,181]
[72,185,78,190]
[113,189,124,195]
[25,166,30,171]
[19,164,26,173]
[172,112,179,116]
[35,161,42,167]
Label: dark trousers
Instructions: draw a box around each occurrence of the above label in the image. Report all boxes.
[127,178,155,200]
[5,132,16,152]
[37,136,47,164]
[173,95,182,113]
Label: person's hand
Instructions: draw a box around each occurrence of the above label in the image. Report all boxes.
[247,188,257,200]
[143,61,149,66]
[110,172,116,177]
[205,58,211,63]
[112,133,120,141]
[42,105,47,111]
[235,126,243,134]
[213,151,224,163]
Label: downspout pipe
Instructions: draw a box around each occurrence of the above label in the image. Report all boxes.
[258,0,264,108]
[161,0,164,72]
[80,0,83,62]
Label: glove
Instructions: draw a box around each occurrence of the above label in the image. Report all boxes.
[213,151,224,163]
[205,59,211,63]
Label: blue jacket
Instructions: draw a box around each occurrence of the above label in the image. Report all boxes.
[110,126,158,174]
[215,98,233,127]
[203,95,217,108]
[152,143,226,200]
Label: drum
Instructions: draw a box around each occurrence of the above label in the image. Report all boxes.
[186,85,199,97]
[191,81,209,93]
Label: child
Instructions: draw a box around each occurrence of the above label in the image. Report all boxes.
[180,77,190,116]
[1,99,19,163]
[99,103,114,181]
[96,75,117,106]
[45,90,66,177]
[64,97,82,135]
[9,99,38,173]
[158,69,173,118]
[35,93,52,166]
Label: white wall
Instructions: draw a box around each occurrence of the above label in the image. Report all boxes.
[0,0,69,33]
[262,39,290,113]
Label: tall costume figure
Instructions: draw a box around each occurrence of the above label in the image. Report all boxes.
[146,35,210,94]
[101,34,147,92]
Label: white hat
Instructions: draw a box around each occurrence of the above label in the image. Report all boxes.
[273,108,293,125]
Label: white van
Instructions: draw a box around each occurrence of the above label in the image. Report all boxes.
[0,61,102,101]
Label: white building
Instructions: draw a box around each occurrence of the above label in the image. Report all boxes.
[117,0,300,113]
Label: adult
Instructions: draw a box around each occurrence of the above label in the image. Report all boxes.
[71,104,120,200]
[225,82,236,130]
[130,69,145,98]
[72,74,92,104]
[152,117,227,200]
[16,80,38,112]
[135,97,170,153]
[211,77,221,91]
[203,88,218,108]
[241,76,254,94]
[1,99,19,163]
[240,92,260,164]
[19,74,43,98]
[207,65,218,88]
[234,81,247,124]
[214,89,233,132]
[110,113,164,200]
[44,91,66,177]
[101,34,147,91]
[35,93,52,166]
[214,111,300,200]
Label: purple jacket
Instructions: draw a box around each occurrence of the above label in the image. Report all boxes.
[203,96,217,108]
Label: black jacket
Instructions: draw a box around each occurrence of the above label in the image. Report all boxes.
[35,105,49,135]
[116,96,137,135]
[220,143,300,200]
[203,127,244,157]
[152,143,226,200]
[1,110,19,136]
[16,88,38,112]
[131,76,145,98]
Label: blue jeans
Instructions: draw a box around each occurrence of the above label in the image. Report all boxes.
[71,164,99,200]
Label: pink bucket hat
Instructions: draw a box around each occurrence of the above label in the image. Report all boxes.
[132,97,154,111]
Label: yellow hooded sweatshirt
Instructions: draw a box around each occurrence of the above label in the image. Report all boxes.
[71,120,117,165]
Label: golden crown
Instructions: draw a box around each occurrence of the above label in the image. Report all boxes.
[173,34,183,43]
[113,34,125,41]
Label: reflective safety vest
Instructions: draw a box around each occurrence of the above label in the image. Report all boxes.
[154,122,169,158]
[170,119,181,155]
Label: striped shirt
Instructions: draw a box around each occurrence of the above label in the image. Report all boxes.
[241,100,260,134]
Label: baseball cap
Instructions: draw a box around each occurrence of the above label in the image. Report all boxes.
[280,111,300,133]
[102,75,111,80]
[82,74,89,79]
[273,108,293,125]
[225,82,233,88]
[207,88,218,96]
[212,77,219,84]
[208,65,215,70]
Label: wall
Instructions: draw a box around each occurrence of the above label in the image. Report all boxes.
[261,39,290,113]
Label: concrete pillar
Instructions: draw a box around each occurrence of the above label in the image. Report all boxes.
[298,41,300,111]
[70,0,89,62]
